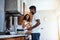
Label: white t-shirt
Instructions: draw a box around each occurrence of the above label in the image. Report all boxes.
[32,13,40,33]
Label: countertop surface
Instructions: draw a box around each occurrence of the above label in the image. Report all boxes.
[0,34,27,39]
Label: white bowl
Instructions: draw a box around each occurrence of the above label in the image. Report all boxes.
[10,32,16,35]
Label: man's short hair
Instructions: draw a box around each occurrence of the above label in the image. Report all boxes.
[29,6,36,10]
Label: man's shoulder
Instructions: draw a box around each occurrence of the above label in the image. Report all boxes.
[34,13,40,19]
[35,12,39,15]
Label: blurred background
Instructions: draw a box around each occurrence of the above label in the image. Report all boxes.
[0,0,60,40]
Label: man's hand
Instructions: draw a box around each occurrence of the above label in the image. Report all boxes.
[26,30,31,35]
[27,27,32,30]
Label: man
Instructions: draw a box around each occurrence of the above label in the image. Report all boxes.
[27,6,41,40]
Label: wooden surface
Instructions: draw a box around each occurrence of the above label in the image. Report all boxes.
[0,37,25,40]
[18,16,24,25]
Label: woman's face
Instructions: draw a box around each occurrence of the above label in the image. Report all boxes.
[26,15,30,20]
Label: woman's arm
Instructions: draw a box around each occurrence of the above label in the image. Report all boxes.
[22,20,25,28]
[26,22,32,35]
[26,22,32,29]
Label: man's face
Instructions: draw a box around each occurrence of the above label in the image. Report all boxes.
[30,9,36,15]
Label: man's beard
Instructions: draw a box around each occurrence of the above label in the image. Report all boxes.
[31,12,35,15]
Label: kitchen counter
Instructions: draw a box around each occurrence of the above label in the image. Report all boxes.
[0,34,27,40]
[0,34,27,39]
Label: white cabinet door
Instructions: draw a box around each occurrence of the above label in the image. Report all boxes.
[0,0,5,32]
[57,15,60,40]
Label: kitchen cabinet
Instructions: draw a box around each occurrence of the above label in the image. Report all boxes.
[0,35,26,40]
[5,0,23,14]
[0,0,5,32]
[5,0,24,32]
[18,16,24,25]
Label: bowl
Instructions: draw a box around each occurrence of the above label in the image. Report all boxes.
[10,32,16,35]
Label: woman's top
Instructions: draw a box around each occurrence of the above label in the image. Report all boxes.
[22,20,32,34]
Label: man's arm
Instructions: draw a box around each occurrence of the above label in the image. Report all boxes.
[27,19,41,30]
[32,19,40,29]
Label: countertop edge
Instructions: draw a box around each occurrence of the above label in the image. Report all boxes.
[0,35,27,39]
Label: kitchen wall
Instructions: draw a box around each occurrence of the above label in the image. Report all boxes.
[24,0,58,11]
[37,10,58,40]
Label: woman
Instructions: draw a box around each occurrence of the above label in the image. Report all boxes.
[22,14,31,34]
[22,14,32,40]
